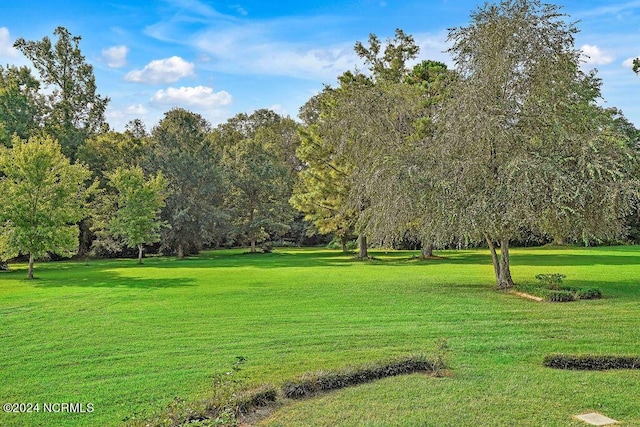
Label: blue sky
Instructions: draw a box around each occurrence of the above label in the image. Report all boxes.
[1,0,639,131]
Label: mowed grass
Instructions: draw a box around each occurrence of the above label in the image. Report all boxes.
[0,246,639,427]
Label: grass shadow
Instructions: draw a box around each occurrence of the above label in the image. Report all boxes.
[29,267,196,289]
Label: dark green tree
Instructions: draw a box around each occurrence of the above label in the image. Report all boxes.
[0,65,44,146]
[215,110,298,252]
[148,108,227,258]
[14,26,109,159]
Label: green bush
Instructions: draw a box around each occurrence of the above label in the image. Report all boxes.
[535,273,566,289]
[545,289,576,302]
[326,237,358,251]
[517,275,602,303]
[282,355,441,399]
[544,354,640,370]
[578,288,602,300]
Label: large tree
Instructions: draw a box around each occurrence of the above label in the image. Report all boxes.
[295,30,445,258]
[147,108,227,258]
[0,65,44,146]
[14,26,109,159]
[223,137,293,252]
[214,110,300,251]
[290,123,356,253]
[432,0,637,288]
[0,136,92,278]
[107,166,167,264]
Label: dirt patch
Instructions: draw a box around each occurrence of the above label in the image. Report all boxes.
[510,291,544,302]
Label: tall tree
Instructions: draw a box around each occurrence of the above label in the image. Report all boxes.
[290,124,356,253]
[148,108,227,258]
[432,0,637,288]
[0,136,92,278]
[214,110,300,251]
[223,137,293,252]
[14,26,109,159]
[107,167,168,263]
[0,65,44,146]
[299,31,437,259]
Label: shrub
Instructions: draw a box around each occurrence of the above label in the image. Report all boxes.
[578,288,602,300]
[326,237,358,251]
[282,355,441,399]
[544,354,640,370]
[535,273,566,289]
[546,289,576,302]
[234,384,278,414]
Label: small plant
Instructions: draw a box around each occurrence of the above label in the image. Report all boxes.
[578,288,602,300]
[546,289,576,302]
[433,338,451,377]
[535,273,566,289]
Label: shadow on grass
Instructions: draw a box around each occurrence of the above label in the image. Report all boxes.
[29,268,196,289]
[60,247,640,271]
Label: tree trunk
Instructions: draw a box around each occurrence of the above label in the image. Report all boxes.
[250,239,256,253]
[341,236,348,253]
[28,253,34,279]
[553,236,566,245]
[177,242,184,259]
[138,244,144,264]
[497,239,514,289]
[0,258,8,271]
[485,236,500,287]
[485,235,514,289]
[421,242,434,258]
[358,233,368,259]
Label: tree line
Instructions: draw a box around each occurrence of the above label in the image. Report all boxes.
[1,0,640,286]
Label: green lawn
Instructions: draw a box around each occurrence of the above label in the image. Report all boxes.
[1,246,639,426]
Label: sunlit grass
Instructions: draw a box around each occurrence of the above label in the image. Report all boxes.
[1,246,639,426]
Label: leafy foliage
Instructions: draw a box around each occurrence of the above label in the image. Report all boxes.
[107,166,168,263]
[0,65,44,146]
[14,27,109,159]
[428,0,638,288]
[535,273,566,289]
[147,108,227,258]
[0,135,92,278]
[216,110,298,252]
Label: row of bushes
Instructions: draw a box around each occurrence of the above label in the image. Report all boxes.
[282,355,443,399]
[131,354,445,427]
[544,354,640,370]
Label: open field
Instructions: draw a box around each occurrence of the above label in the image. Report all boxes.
[1,246,639,426]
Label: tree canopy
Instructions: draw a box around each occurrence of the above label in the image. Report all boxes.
[430,0,638,287]
[107,166,168,263]
[0,136,92,278]
[14,26,109,159]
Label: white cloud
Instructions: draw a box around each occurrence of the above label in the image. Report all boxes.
[150,85,232,108]
[622,56,640,68]
[102,45,129,68]
[0,27,17,57]
[581,44,615,65]
[125,104,148,114]
[125,56,195,84]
